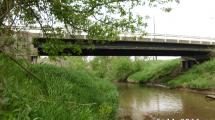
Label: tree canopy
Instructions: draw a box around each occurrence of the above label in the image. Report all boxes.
[0,0,179,39]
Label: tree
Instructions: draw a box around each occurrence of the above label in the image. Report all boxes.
[0,0,179,38]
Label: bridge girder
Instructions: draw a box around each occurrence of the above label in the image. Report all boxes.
[34,38,214,56]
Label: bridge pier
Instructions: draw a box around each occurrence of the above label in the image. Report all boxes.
[30,56,38,63]
[181,55,210,70]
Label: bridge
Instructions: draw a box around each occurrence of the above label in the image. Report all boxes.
[9,31,214,70]
[34,37,212,56]
[32,33,215,70]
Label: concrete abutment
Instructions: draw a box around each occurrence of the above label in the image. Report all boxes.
[181,55,210,71]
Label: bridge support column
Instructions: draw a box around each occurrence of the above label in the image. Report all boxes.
[30,56,38,64]
[181,55,210,71]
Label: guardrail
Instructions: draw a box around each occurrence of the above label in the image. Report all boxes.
[9,26,215,45]
[119,33,215,45]
[147,33,215,40]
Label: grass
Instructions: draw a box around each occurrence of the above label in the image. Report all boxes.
[128,59,180,83]
[0,54,118,120]
[168,59,215,89]
[126,58,215,90]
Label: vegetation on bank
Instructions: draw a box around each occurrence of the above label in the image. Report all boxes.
[124,58,215,90]
[0,55,118,120]
[40,56,215,91]
[128,60,180,83]
[168,59,215,89]
[90,57,145,82]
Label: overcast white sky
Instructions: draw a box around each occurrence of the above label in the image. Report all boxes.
[134,0,215,38]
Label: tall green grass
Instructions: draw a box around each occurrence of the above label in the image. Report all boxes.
[0,55,118,120]
[128,60,180,83]
[168,59,215,89]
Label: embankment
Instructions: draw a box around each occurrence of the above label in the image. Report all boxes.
[0,54,118,120]
[127,59,215,91]
[127,59,181,84]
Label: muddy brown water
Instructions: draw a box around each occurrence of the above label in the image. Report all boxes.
[117,83,215,120]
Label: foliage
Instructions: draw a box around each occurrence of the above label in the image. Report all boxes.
[168,59,215,89]
[0,54,118,120]
[90,56,145,81]
[65,57,89,70]
[90,56,113,78]
[0,0,179,38]
[109,57,143,81]
[128,59,180,83]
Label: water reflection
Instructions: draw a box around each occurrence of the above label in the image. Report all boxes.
[118,83,215,120]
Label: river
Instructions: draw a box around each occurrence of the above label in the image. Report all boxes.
[117,83,215,120]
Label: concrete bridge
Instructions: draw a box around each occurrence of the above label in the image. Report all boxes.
[10,31,214,70]
[32,33,215,70]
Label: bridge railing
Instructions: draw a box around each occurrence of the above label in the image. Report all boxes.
[9,26,215,45]
[117,33,215,45]
[147,33,215,40]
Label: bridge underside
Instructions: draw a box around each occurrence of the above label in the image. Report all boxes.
[34,38,214,70]
[34,38,213,56]
[38,48,210,56]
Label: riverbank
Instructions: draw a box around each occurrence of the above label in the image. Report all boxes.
[127,59,181,84]
[148,84,215,96]
[0,54,118,119]
[126,59,215,94]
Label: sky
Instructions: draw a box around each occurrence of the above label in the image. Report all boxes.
[134,0,215,38]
